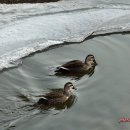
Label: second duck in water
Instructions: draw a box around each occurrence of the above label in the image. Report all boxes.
[55,54,97,78]
[34,82,77,109]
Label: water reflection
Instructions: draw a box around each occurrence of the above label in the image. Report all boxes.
[55,70,96,80]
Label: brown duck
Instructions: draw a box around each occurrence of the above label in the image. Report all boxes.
[34,82,76,108]
[55,54,97,77]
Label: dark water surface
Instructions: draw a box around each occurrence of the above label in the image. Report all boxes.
[0,33,130,130]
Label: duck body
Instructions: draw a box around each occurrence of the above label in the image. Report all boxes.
[56,60,85,73]
[55,54,97,77]
[34,82,76,108]
[37,90,69,105]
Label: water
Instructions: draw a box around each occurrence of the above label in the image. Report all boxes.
[0,33,130,130]
[0,0,130,70]
[0,0,130,130]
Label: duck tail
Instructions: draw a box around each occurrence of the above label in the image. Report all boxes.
[55,66,70,72]
[37,97,48,105]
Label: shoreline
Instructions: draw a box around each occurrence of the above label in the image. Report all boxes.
[0,0,59,4]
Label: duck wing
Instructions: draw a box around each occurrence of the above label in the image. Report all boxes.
[44,91,64,99]
[56,60,84,72]
[36,91,64,105]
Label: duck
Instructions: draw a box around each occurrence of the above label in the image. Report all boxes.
[34,82,76,108]
[55,54,97,78]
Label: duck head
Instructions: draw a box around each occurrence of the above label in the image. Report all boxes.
[64,82,77,96]
[85,54,97,66]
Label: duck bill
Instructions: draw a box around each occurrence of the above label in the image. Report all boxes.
[72,86,77,90]
[94,60,98,66]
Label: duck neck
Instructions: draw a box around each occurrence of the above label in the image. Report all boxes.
[64,89,72,97]
[84,58,88,64]
[85,59,94,66]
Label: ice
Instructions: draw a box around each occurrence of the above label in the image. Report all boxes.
[0,0,130,70]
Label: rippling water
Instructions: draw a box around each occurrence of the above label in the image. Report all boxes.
[0,0,130,70]
[0,33,130,130]
[1,0,130,129]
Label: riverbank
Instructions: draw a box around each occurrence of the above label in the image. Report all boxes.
[0,0,59,4]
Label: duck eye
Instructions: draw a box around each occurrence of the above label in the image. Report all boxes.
[68,84,73,88]
[69,84,73,87]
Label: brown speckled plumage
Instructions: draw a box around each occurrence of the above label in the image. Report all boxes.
[55,54,97,78]
[34,82,76,108]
